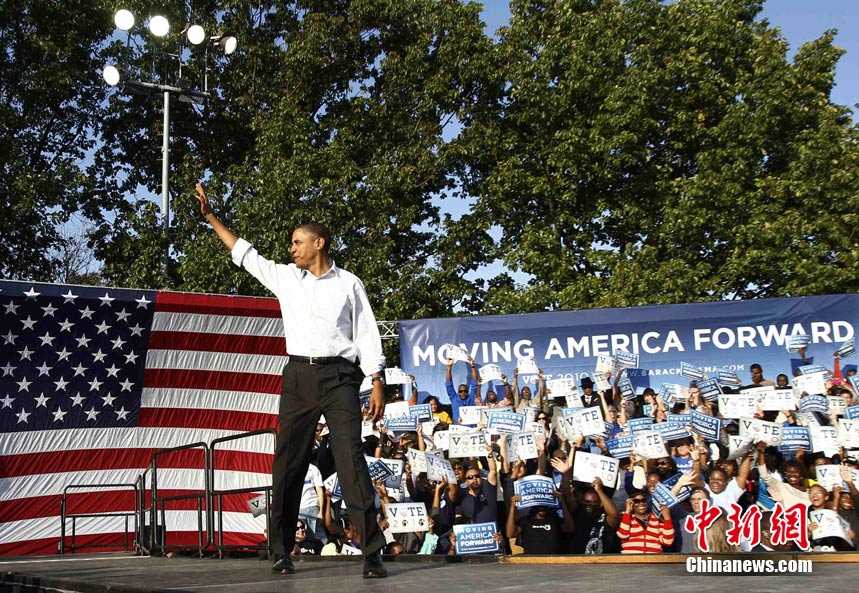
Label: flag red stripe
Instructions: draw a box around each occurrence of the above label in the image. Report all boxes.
[143,369,282,394]
[155,291,281,316]
[147,331,286,356]
[139,407,278,432]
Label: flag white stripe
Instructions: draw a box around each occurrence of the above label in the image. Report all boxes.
[141,388,279,415]
[145,349,286,375]
[151,311,283,337]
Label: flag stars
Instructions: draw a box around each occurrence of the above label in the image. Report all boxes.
[3,330,18,345]
[76,335,92,348]
[111,336,126,350]
[23,287,40,300]
[53,408,68,422]
[115,309,132,322]
[16,408,31,423]
[85,407,99,421]
[58,318,74,332]
[35,362,52,376]
[98,292,115,307]
[95,320,112,334]
[115,407,130,421]
[70,393,85,407]
[105,365,121,378]
[41,303,57,317]
[119,379,134,392]
[61,290,79,303]
[54,377,69,391]
[16,377,32,392]
[124,351,139,365]
[136,295,151,309]
[1,394,14,408]
[88,377,103,392]
[101,393,117,407]
[20,316,37,330]
[79,306,94,320]
[3,300,20,315]
[56,347,72,361]
[34,393,50,408]
[71,363,88,377]
[129,324,144,337]
[38,332,56,347]
[18,346,34,360]
[1,363,15,376]
[92,349,107,363]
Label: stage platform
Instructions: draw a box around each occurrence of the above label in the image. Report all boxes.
[2,552,858,593]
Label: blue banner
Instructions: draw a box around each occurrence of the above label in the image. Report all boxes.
[799,395,829,414]
[627,417,655,435]
[409,403,433,422]
[657,422,692,442]
[384,415,419,432]
[691,409,721,441]
[697,377,723,401]
[486,410,527,434]
[398,295,858,404]
[778,426,812,453]
[367,459,395,483]
[513,475,559,508]
[846,406,859,420]
[605,435,634,458]
[453,522,501,555]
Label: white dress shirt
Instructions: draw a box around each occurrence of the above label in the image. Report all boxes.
[231,238,385,377]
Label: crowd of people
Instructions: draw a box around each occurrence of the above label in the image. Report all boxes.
[287,348,859,557]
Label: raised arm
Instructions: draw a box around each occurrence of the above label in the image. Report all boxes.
[735,452,753,490]
[195,183,238,250]
[408,374,418,406]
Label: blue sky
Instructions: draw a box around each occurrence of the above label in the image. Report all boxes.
[480,0,859,109]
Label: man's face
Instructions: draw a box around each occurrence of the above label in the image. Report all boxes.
[457,385,469,400]
[750,367,763,383]
[521,386,531,400]
[465,470,483,493]
[296,521,307,542]
[290,228,321,269]
[689,491,708,513]
[453,464,465,482]
[777,375,789,388]
[581,493,601,515]
[487,390,497,403]
[653,458,672,476]
[645,474,660,493]
[708,470,728,494]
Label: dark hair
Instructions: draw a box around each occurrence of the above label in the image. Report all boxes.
[750,363,763,372]
[296,222,332,252]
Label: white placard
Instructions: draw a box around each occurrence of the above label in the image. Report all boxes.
[384,367,412,385]
[760,389,797,411]
[718,394,759,419]
[546,377,577,398]
[572,451,620,486]
[569,406,605,437]
[425,453,457,483]
[839,419,859,448]
[406,449,428,474]
[728,436,754,460]
[595,355,618,375]
[432,431,449,451]
[362,420,377,439]
[385,502,429,533]
[814,465,845,491]
[458,405,485,426]
[828,396,848,416]
[448,432,488,458]
[517,356,539,374]
[384,400,412,419]
[247,493,267,517]
[478,364,504,383]
[809,509,853,545]
[793,372,827,397]
[439,343,470,362]
[508,432,539,461]
[810,426,839,456]
[738,417,783,446]
[634,430,668,459]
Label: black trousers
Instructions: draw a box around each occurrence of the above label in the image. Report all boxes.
[270,359,385,557]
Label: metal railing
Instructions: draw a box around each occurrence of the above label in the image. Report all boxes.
[59,483,139,554]
[150,441,210,557]
[209,428,276,558]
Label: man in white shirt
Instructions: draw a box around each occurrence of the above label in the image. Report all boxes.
[298,464,325,541]
[196,184,388,578]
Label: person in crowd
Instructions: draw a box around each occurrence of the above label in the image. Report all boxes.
[745,363,775,388]
[444,444,498,524]
[513,367,547,413]
[506,491,574,554]
[292,520,322,555]
[756,441,810,507]
[424,395,453,425]
[616,489,675,553]
[298,463,325,542]
[748,511,801,552]
[445,357,478,424]
[705,454,752,511]
[481,375,513,408]
[566,478,620,554]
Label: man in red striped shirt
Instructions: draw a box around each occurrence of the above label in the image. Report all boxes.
[616,489,675,553]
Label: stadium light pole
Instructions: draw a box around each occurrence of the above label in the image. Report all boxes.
[103,9,237,277]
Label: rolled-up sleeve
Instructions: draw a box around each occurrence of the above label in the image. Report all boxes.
[352,278,385,376]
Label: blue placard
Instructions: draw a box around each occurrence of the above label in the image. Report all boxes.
[627,417,655,435]
[850,375,859,396]
[798,394,829,414]
[777,426,812,452]
[606,435,634,458]
[666,413,691,425]
[642,404,653,416]
[453,522,501,555]
[618,376,635,400]
[657,384,677,407]
[697,377,723,401]
[681,362,705,380]
[615,350,639,369]
[367,459,395,483]
[837,338,855,358]
[657,422,691,441]
[514,475,560,508]
[409,403,433,422]
[798,364,829,376]
[652,481,681,509]
[846,406,859,420]
[384,415,419,432]
[690,409,721,441]
[716,369,741,386]
[486,410,527,434]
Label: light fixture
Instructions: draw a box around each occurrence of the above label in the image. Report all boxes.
[220,35,237,55]
[187,24,206,45]
[114,9,135,31]
[102,65,121,86]
[149,15,170,37]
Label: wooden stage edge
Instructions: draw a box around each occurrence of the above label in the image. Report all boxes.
[500,552,859,564]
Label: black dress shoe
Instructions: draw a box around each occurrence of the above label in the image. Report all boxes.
[363,550,388,578]
[272,555,296,574]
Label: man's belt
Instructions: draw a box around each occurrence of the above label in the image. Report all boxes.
[288,355,352,365]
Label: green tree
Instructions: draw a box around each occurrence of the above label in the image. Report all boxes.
[0,0,115,281]
[456,0,859,313]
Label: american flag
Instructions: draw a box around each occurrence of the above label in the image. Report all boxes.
[0,279,284,555]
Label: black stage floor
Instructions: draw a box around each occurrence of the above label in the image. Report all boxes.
[2,552,858,593]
